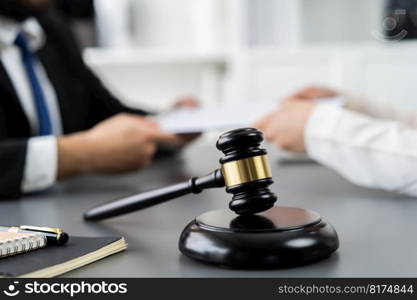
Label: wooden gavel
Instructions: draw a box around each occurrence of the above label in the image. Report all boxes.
[84,128,277,221]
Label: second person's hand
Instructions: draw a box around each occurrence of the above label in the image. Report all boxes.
[253,99,316,153]
[291,86,339,100]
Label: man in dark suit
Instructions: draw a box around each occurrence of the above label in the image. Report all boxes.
[0,0,196,198]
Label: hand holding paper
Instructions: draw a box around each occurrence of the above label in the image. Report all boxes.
[156,97,343,134]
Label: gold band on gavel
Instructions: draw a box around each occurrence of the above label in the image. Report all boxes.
[221,155,272,187]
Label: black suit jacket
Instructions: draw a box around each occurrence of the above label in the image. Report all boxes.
[0,11,147,198]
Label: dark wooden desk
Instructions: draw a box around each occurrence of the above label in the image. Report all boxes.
[1,142,415,277]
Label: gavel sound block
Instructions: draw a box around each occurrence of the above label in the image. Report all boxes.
[84,128,339,269]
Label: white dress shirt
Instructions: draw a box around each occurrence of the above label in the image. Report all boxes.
[305,94,417,196]
[0,17,61,192]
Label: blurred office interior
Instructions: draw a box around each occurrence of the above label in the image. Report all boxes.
[67,0,417,112]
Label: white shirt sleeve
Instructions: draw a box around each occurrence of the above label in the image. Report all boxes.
[342,92,417,128]
[21,136,58,193]
[305,104,417,196]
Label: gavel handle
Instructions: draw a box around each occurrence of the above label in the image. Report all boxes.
[84,169,224,221]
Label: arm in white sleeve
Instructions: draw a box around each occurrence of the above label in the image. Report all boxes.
[305,104,417,196]
[21,135,57,193]
[342,92,417,128]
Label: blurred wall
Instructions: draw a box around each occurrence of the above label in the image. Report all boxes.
[86,0,417,111]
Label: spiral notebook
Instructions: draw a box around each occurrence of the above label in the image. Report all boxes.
[0,236,126,277]
[0,232,47,258]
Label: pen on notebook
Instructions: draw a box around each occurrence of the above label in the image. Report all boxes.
[0,225,69,245]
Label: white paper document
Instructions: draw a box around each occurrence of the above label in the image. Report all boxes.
[156,102,276,134]
[156,97,343,134]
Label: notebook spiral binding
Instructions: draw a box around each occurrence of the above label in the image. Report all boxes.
[0,233,47,258]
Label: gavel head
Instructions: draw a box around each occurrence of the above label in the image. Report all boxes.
[216,128,277,215]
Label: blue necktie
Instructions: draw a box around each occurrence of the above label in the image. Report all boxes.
[14,32,52,136]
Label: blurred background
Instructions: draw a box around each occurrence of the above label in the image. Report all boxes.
[60,0,417,111]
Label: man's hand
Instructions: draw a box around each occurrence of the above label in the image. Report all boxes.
[57,113,179,179]
[172,97,200,109]
[254,99,316,152]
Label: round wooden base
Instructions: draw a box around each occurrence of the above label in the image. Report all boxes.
[179,206,339,269]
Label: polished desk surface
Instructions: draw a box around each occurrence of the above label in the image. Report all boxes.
[1,141,416,277]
